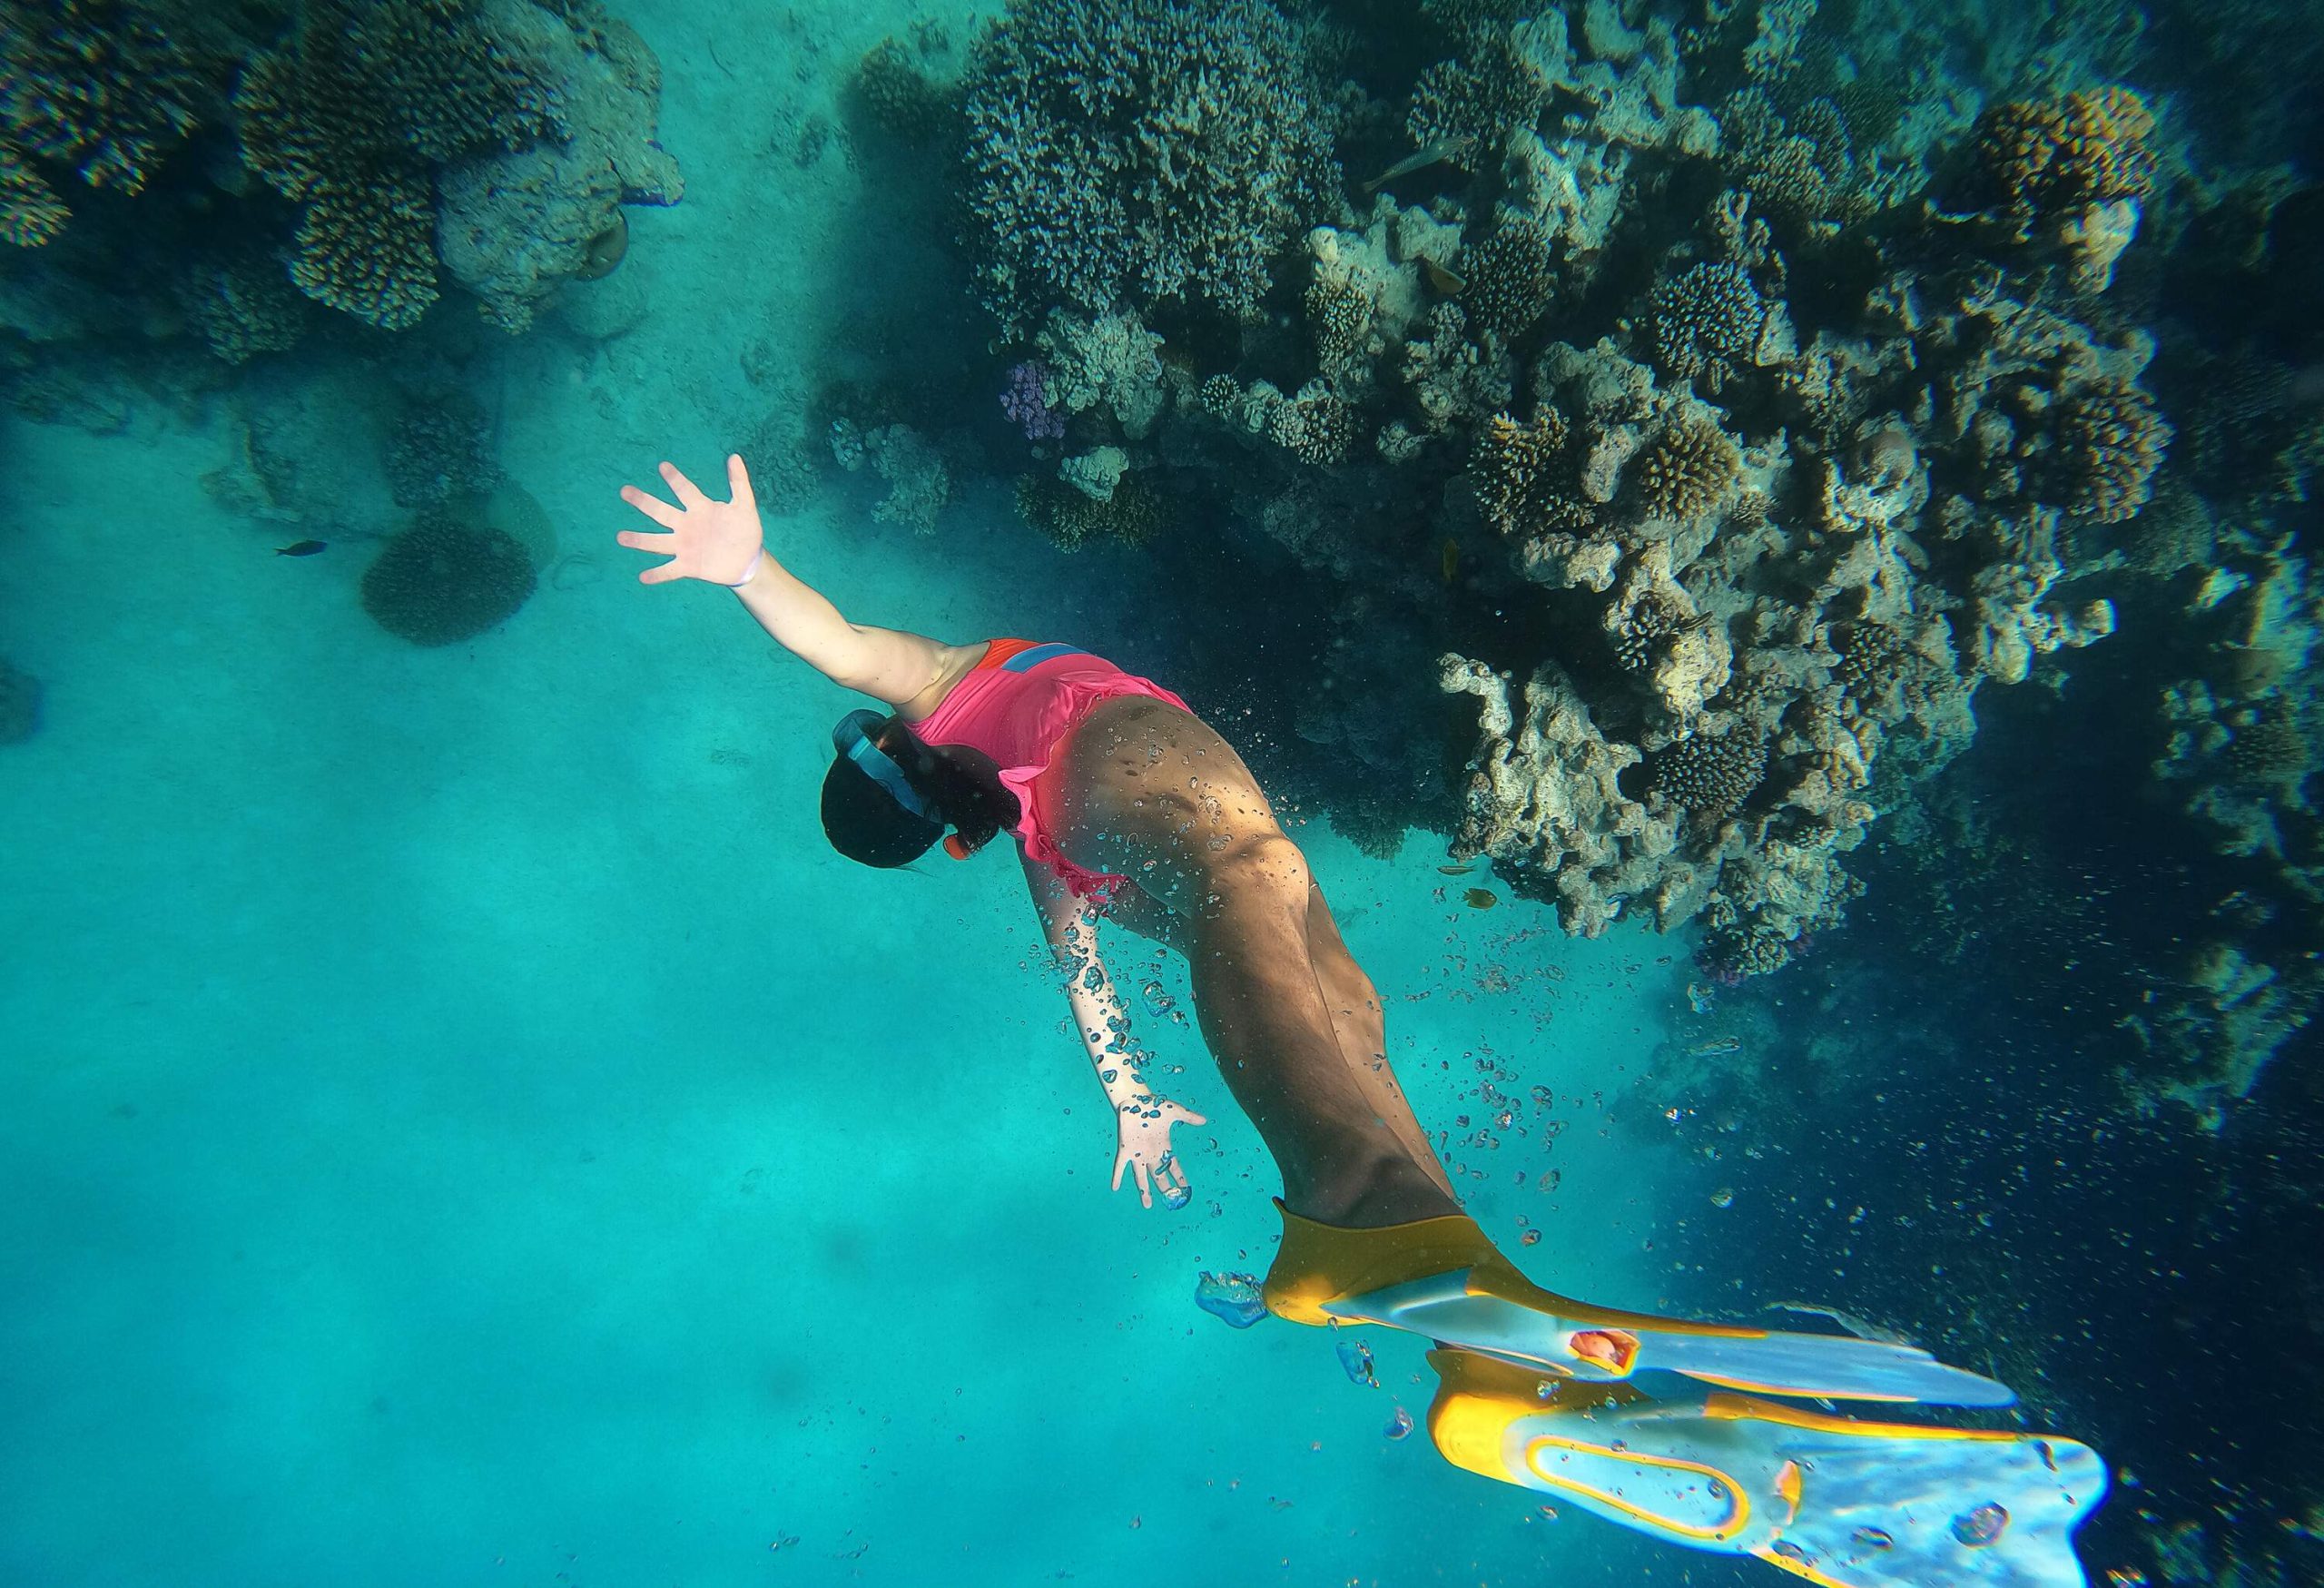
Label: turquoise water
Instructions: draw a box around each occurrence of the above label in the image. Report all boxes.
[0,45,1697,1572]
[3,412,1694,1582]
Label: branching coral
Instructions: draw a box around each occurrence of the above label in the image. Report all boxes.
[1631,415,1741,521]
[1964,86,2156,238]
[1015,470,1163,549]
[1473,406,1581,538]
[960,0,1338,331]
[1651,732,1768,820]
[0,0,207,201]
[851,37,957,145]
[1406,21,1557,170]
[0,143,71,246]
[1460,214,1556,343]
[1648,261,1768,383]
[178,255,309,363]
[2055,373,2171,523]
[235,0,565,328]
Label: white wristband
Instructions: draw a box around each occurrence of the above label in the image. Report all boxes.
[724,547,764,589]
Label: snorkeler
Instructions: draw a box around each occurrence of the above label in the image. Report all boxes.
[618,456,2105,1588]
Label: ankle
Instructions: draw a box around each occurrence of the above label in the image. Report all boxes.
[1285,1155,1464,1228]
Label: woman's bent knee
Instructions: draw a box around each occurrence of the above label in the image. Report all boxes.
[1202,833,1312,912]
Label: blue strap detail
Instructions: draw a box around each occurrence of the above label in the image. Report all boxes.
[1000,642,1083,673]
[832,708,940,823]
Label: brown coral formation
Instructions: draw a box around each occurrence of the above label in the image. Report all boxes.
[1651,732,1768,820]
[1965,87,2157,235]
[235,0,565,328]
[1648,261,1768,384]
[0,0,206,202]
[2054,374,2171,523]
[1015,471,1164,549]
[1632,416,1741,521]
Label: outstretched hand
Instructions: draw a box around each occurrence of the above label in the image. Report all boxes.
[617,455,764,586]
[1113,1099,1208,1210]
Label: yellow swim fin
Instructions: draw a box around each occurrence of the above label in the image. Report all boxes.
[1428,1348,2105,1588]
[1263,1200,2014,1406]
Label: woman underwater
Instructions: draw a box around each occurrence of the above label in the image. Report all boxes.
[619,455,2105,1588]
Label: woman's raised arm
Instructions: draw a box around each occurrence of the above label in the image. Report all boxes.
[618,453,948,706]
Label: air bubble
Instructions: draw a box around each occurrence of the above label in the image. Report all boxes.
[1951,1504,2008,1547]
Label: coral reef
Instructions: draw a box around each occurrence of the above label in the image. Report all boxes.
[958,0,1339,331]
[902,0,2300,1001]
[1015,470,1163,550]
[359,510,537,646]
[1,0,677,347]
[0,0,208,230]
[830,419,950,532]
[234,0,566,329]
[431,2,683,332]
[848,36,959,147]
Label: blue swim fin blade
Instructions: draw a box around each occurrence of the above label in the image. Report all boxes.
[1429,1348,2105,1588]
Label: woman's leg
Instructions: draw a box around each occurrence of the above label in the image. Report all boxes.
[1111,875,1445,1194]
[1045,695,1458,1227]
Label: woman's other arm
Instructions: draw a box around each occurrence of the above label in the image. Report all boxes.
[617,454,954,707]
[1021,846,1206,1208]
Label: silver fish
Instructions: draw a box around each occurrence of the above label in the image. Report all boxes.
[1363,134,1474,193]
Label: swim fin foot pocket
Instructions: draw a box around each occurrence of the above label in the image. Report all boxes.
[1261,1199,2015,1406]
[1262,1203,2104,1586]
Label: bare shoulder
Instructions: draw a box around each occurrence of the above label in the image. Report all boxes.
[894,639,991,722]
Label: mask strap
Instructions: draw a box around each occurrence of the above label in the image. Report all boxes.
[832,709,940,824]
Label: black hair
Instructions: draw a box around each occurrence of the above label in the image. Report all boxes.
[820,716,1022,868]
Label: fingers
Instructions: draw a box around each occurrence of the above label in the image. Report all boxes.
[639,561,684,585]
[619,485,685,530]
[615,528,676,554]
[660,459,709,508]
[1132,1158,1154,1209]
[1177,1109,1209,1127]
[726,452,756,510]
[1111,1148,1128,1193]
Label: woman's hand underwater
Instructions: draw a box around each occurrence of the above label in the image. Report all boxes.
[617,455,764,586]
[1113,1099,1208,1210]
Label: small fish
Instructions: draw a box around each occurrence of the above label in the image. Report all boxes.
[1441,536,1460,584]
[1463,888,1498,910]
[274,539,327,557]
[1437,863,1474,876]
[1363,133,1474,193]
[1765,1301,1917,1349]
[1687,1036,1742,1056]
[1421,257,1467,295]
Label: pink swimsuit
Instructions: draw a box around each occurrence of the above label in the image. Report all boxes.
[903,639,1192,903]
